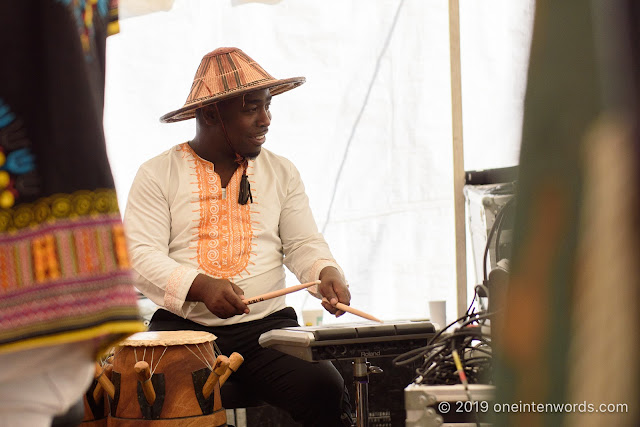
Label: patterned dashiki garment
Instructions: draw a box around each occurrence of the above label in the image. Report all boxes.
[124,143,344,327]
[0,0,143,355]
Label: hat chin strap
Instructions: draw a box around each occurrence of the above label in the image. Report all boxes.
[214,103,252,205]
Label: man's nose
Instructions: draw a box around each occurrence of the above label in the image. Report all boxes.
[258,108,271,126]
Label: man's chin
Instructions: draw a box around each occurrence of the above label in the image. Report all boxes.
[244,148,261,160]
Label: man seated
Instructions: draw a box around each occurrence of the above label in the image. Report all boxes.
[124,47,352,426]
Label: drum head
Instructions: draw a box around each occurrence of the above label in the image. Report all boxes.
[120,330,217,347]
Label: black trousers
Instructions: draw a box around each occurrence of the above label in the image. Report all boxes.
[148,307,352,427]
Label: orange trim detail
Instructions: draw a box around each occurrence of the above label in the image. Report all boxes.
[180,143,253,278]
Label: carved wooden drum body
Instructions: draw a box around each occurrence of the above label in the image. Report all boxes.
[82,368,113,427]
[107,331,226,426]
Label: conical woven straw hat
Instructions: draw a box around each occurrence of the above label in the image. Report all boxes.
[160,47,305,123]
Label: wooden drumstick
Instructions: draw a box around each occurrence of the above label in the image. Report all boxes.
[134,361,156,405]
[94,362,115,400]
[322,298,383,323]
[203,355,230,400]
[219,352,244,387]
[242,280,321,305]
[92,363,113,402]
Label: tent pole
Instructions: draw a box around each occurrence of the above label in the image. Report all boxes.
[449,0,467,318]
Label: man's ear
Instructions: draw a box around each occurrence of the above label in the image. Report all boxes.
[198,105,219,126]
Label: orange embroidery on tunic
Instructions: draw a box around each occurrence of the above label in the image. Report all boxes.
[166,265,191,313]
[181,143,253,278]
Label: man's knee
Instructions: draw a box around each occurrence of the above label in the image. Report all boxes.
[301,362,344,399]
[289,362,351,426]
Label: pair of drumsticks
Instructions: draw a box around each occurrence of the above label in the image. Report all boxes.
[241,280,382,323]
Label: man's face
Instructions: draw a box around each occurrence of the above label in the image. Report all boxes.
[218,88,272,159]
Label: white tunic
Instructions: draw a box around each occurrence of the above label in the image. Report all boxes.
[124,143,342,326]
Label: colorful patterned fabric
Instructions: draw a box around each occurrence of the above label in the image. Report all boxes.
[0,0,143,355]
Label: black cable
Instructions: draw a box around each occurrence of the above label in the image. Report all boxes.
[466,287,478,316]
[393,311,493,383]
[393,279,496,395]
[482,200,507,283]
[494,197,515,262]
[458,312,492,328]
[474,284,490,312]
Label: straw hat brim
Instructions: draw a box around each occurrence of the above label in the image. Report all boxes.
[160,76,306,123]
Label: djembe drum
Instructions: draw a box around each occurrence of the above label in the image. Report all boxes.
[106,331,236,426]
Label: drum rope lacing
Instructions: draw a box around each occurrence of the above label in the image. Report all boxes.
[134,347,169,376]
[131,342,220,377]
[182,342,218,370]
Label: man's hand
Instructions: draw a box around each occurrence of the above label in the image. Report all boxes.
[318,266,351,317]
[187,274,249,319]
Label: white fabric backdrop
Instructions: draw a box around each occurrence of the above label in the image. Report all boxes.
[105,0,534,324]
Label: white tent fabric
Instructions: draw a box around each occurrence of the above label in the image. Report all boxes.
[105,0,534,324]
[119,0,175,19]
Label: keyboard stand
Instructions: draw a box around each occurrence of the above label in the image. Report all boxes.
[353,357,384,427]
[257,320,435,427]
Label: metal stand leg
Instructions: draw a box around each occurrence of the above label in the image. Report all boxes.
[353,357,369,427]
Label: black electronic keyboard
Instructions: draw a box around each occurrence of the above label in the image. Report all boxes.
[258,320,435,362]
